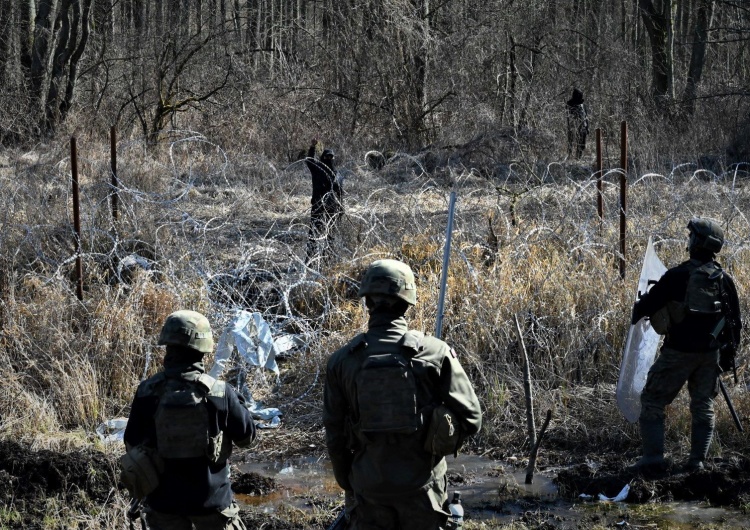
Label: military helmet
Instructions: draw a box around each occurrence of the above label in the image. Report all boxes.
[157,310,214,354]
[687,218,724,254]
[321,148,335,160]
[358,259,417,306]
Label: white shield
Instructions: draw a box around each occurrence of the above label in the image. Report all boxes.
[616,237,667,423]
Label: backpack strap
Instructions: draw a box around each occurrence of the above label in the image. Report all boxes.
[136,372,166,398]
[400,330,424,357]
[346,334,368,355]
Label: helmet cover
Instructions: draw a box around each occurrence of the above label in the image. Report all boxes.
[157,310,214,354]
[687,218,724,254]
[358,259,417,305]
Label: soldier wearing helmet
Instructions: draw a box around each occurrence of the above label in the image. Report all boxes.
[123,310,256,530]
[305,138,343,264]
[631,219,742,473]
[323,259,482,529]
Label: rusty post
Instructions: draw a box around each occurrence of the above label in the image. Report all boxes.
[71,137,84,301]
[596,128,603,225]
[619,121,628,280]
[110,125,119,222]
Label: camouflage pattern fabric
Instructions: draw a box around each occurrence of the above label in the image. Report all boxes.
[640,346,720,426]
[347,476,449,530]
[145,502,246,530]
[323,312,482,528]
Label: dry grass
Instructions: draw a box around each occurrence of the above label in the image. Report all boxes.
[0,132,749,526]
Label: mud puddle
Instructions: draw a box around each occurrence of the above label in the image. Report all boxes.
[234,454,750,528]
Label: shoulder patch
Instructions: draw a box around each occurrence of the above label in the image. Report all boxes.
[450,348,458,359]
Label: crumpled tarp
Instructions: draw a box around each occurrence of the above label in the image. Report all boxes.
[616,237,667,423]
[210,310,281,377]
[95,311,303,440]
[209,310,305,428]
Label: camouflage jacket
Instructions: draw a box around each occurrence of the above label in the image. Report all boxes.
[123,360,255,515]
[323,313,482,498]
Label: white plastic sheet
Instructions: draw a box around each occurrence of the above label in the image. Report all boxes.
[96,417,128,444]
[209,310,295,428]
[616,237,667,423]
[209,311,281,378]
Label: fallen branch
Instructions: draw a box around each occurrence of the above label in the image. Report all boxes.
[526,409,553,485]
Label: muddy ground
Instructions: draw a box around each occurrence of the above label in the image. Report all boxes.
[2,439,750,529]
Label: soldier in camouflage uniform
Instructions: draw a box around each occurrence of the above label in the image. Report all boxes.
[123,310,256,530]
[323,259,483,529]
[631,219,742,473]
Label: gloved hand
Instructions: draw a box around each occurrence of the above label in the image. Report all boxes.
[631,303,642,325]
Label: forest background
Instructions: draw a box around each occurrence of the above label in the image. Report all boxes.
[1,1,750,528]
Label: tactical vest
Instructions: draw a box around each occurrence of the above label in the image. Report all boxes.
[354,333,421,435]
[651,260,723,335]
[142,373,232,463]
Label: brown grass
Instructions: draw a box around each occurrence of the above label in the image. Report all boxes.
[0,133,749,527]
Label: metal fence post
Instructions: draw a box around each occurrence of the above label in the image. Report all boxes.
[71,137,84,301]
[619,121,628,280]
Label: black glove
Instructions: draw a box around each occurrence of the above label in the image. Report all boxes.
[630,303,641,325]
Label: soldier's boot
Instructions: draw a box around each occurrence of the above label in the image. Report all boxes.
[629,418,666,473]
[685,421,714,472]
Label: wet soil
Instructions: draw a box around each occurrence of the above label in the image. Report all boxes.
[555,453,750,507]
[0,439,119,528]
[3,437,750,529]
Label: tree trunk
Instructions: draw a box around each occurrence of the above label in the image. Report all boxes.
[638,0,672,111]
[0,0,11,84]
[682,0,714,115]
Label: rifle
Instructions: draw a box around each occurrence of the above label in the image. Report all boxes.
[715,274,743,432]
[719,378,744,432]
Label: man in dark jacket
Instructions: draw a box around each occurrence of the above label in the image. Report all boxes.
[306,138,343,264]
[323,259,483,529]
[631,218,742,473]
[566,89,589,159]
[123,310,256,529]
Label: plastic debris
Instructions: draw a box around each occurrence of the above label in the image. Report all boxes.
[598,484,630,502]
[210,311,281,377]
[96,417,128,444]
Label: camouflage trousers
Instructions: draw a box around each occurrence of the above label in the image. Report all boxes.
[639,346,720,427]
[144,502,246,530]
[348,476,449,530]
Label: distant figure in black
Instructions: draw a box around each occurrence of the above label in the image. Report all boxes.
[306,138,343,264]
[567,89,589,159]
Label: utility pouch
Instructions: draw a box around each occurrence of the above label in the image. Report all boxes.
[423,404,462,457]
[119,445,164,499]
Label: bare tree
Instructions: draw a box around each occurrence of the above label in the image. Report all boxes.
[682,0,715,115]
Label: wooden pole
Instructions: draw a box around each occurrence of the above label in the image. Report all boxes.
[525,409,552,485]
[596,128,603,224]
[110,125,119,222]
[619,121,627,280]
[513,314,536,450]
[71,137,84,301]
